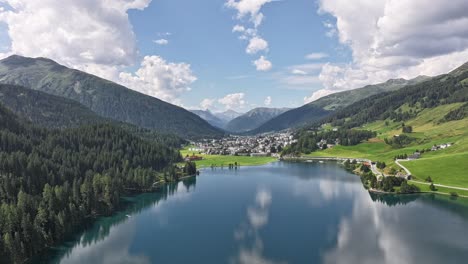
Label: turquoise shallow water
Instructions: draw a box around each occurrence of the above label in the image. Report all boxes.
[33,161,468,264]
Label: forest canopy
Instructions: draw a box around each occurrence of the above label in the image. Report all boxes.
[0,104,182,263]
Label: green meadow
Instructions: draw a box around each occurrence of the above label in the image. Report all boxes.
[180,147,277,168]
[307,103,468,191]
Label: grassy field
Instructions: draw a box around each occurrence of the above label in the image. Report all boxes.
[403,153,468,187]
[409,181,468,197]
[307,103,468,189]
[180,148,277,168]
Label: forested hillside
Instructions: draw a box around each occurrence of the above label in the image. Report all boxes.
[0,84,106,128]
[0,84,186,148]
[293,62,468,193]
[0,55,223,139]
[0,103,182,263]
[248,76,428,134]
[249,104,330,134]
[319,63,468,129]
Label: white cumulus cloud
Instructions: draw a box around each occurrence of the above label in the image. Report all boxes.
[226,0,275,70]
[232,24,246,33]
[246,36,269,54]
[218,93,246,110]
[304,89,334,104]
[153,39,169,45]
[118,56,197,105]
[0,0,152,80]
[314,0,468,97]
[0,0,203,105]
[225,0,272,27]
[264,96,272,106]
[200,98,215,110]
[253,56,272,71]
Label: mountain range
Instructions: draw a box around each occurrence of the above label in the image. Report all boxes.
[224,107,290,132]
[248,76,430,134]
[317,62,468,129]
[215,109,243,122]
[190,109,244,129]
[0,55,223,139]
[189,109,226,129]
[0,54,464,139]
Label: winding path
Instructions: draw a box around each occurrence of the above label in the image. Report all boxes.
[408,181,468,191]
[396,159,468,191]
[395,159,412,176]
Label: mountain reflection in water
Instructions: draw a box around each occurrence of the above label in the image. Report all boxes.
[32,162,468,264]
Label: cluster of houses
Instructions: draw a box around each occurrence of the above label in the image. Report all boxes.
[317,139,337,149]
[188,132,296,158]
[408,143,453,160]
[431,143,452,151]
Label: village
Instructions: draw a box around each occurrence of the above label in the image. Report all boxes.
[186,132,296,160]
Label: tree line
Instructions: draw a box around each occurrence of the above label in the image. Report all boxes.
[0,104,183,263]
[441,102,468,122]
[317,69,468,129]
[282,129,376,155]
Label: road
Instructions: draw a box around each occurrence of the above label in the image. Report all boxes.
[397,159,468,191]
[395,159,412,176]
[407,180,468,191]
[370,162,383,177]
[292,156,385,177]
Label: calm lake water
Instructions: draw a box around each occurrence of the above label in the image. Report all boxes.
[34,161,468,264]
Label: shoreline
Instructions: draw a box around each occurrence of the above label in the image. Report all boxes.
[283,155,468,198]
[194,158,279,169]
[30,172,200,263]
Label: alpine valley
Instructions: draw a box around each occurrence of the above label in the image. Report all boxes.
[2,2,468,264]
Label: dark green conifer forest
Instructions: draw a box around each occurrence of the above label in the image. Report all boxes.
[0,103,182,263]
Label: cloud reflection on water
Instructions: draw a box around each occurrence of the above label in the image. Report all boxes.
[292,177,359,207]
[323,189,468,264]
[60,218,149,264]
[57,181,196,264]
[231,187,287,264]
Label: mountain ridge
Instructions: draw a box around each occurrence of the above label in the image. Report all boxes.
[190,109,226,129]
[248,75,431,134]
[0,55,224,139]
[225,107,291,132]
[317,62,468,129]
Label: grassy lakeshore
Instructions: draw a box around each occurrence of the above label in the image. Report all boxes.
[303,103,468,195]
[180,147,277,168]
[409,181,468,197]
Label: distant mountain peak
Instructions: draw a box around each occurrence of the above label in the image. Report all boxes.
[225,107,291,133]
[190,109,226,129]
[219,109,242,115]
[2,55,57,66]
[214,109,243,123]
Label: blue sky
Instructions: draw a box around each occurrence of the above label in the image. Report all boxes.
[1,0,467,112]
[127,0,349,110]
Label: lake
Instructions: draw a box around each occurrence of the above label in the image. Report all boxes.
[34,161,468,264]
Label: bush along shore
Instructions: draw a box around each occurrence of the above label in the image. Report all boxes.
[343,159,420,194]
